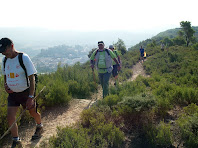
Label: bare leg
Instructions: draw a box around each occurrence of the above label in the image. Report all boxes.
[29,107,41,124]
[7,107,19,137]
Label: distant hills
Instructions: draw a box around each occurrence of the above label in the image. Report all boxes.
[32,45,89,73]
[0,27,154,51]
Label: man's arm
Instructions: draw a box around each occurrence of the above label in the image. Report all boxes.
[118,56,121,64]
[113,58,119,65]
[26,74,35,109]
[28,74,35,96]
[4,75,13,93]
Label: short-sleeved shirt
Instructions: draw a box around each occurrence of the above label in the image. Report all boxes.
[112,50,121,65]
[140,48,144,53]
[2,53,37,92]
[90,49,116,73]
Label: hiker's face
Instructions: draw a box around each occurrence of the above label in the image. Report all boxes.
[2,44,13,58]
[110,48,114,51]
[98,44,104,49]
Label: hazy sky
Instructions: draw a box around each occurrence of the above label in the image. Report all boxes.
[1,0,198,34]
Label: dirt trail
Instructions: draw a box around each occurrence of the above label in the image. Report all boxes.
[130,60,149,81]
[2,60,148,148]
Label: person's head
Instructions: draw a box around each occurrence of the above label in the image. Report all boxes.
[98,41,104,50]
[140,46,143,49]
[0,38,14,57]
[109,45,114,51]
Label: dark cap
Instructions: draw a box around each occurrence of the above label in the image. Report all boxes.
[98,41,104,45]
[0,38,13,53]
[109,45,114,49]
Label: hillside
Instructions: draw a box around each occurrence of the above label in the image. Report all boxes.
[1,27,198,147]
[130,26,198,50]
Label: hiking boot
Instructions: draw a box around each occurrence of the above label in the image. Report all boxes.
[11,139,23,148]
[31,126,44,140]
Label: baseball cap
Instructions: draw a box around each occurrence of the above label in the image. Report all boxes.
[98,41,104,45]
[109,45,114,49]
[0,38,13,53]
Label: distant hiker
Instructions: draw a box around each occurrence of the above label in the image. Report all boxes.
[0,38,43,148]
[109,45,122,86]
[90,41,121,98]
[140,46,144,63]
[161,43,165,51]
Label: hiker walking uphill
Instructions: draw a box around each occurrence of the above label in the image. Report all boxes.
[0,38,43,148]
[90,41,121,98]
[139,46,144,63]
[109,45,122,86]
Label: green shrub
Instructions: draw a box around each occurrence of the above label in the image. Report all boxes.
[49,126,90,148]
[146,121,173,147]
[118,93,156,114]
[156,97,172,118]
[176,103,198,147]
[101,95,122,109]
[116,93,156,129]
[44,79,71,106]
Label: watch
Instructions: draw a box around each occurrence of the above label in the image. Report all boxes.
[28,95,34,99]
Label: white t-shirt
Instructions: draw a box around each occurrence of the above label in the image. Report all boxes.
[1,53,37,92]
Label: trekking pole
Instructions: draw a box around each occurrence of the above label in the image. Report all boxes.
[0,86,46,141]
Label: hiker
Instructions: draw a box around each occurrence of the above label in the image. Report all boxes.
[90,41,121,98]
[0,38,43,148]
[139,46,144,63]
[109,45,122,86]
[161,43,165,51]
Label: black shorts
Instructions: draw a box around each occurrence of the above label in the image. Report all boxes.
[112,65,118,77]
[7,89,36,110]
[140,52,144,57]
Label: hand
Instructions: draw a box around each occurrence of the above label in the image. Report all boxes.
[117,64,121,71]
[26,98,34,109]
[4,83,13,94]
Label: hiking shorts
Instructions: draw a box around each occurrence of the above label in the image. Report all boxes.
[140,52,144,57]
[7,88,37,110]
[112,65,118,77]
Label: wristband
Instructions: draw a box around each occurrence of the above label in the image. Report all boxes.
[28,95,34,99]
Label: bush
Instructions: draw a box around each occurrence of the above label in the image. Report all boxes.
[146,121,173,147]
[116,93,156,129]
[176,103,198,147]
[101,95,122,109]
[44,79,71,106]
[118,93,156,114]
[49,127,90,148]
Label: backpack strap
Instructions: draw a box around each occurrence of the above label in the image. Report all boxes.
[94,49,99,56]
[105,49,110,56]
[94,49,111,57]
[114,50,118,57]
[18,53,29,87]
[3,57,7,71]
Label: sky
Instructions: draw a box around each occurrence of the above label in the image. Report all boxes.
[1,0,198,34]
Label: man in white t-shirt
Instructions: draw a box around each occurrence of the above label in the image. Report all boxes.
[0,38,43,148]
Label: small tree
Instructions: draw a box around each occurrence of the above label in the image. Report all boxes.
[179,21,195,47]
[163,37,174,47]
[114,38,127,55]
[88,48,97,58]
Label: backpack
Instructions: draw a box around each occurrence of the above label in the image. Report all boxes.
[94,48,110,56]
[3,53,38,88]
